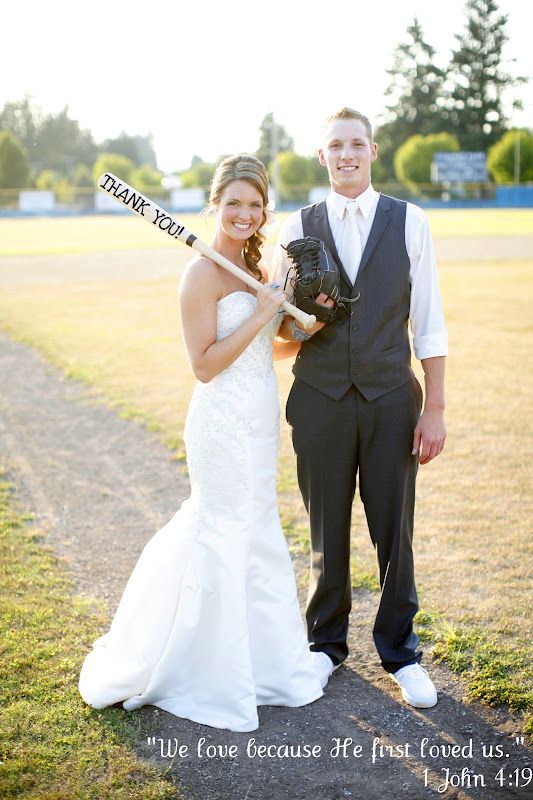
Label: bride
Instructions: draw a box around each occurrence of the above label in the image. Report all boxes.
[78,154,324,732]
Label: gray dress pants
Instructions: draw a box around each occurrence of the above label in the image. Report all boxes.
[286,377,423,672]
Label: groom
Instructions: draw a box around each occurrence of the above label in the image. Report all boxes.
[272,108,447,708]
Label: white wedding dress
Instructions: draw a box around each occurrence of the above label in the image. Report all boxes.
[78,291,323,732]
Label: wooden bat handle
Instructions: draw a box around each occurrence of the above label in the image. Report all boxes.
[190,239,315,329]
[97,173,316,330]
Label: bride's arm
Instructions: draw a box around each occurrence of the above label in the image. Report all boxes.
[180,259,285,383]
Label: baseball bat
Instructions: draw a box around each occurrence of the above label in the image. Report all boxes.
[97,173,316,329]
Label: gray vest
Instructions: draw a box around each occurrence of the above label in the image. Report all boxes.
[293,194,414,402]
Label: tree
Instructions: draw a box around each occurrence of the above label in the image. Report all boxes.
[131,165,163,192]
[447,0,527,151]
[394,132,460,193]
[488,129,533,182]
[36,169,57,190]
[0,131,30,188]
[375,18,447,180]
[92,153,135,185]
[370,126,397,184]
[256,113,294,169]
[0,98,163,178]
[36,107,97,174]
[382,18,447,136]
[0,95,41,154]
[274,151,314,203]
[180,161,217,189]
[70,164,94,187]
[1,101,98,174]
[99,132,157,169]
[369,152,389,186]
[306,155,329,186]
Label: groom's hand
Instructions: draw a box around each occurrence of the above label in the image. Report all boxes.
[297,293,335,335]
[412,408,446,465]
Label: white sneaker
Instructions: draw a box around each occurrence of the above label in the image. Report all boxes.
[389,663,438,708]
[310,651,340,688]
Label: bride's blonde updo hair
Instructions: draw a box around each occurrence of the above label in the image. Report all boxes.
[209,154,269,283]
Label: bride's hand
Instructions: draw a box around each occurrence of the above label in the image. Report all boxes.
[254,282,286,324]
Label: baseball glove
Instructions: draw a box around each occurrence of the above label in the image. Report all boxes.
[284,236,341,324]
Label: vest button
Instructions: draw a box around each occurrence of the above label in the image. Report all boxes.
[351,350,359,356]
[352,325,359,332]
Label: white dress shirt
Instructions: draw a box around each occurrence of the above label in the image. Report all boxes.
[271,185,448,360]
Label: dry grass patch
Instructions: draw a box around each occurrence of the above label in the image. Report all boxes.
[0,253,531,723]
[1,208,532,257]
[0,475,178,799]
[0,261,530,637]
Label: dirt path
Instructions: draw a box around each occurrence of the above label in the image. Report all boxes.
[1,330,531,800]
[0,237,532,289]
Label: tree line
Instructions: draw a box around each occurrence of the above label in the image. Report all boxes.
[373,0,530,189]
[183,0,531,198]
[0,97,162,197]
[0,0,530,200]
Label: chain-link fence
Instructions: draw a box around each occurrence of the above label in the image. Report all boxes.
[1,182,532,213]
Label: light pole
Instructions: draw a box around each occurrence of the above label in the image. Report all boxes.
[270,113,280,208]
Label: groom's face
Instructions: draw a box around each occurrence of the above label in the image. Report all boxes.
[318,118,377,198]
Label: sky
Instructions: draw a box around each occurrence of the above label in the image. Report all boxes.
[2,0,531,173]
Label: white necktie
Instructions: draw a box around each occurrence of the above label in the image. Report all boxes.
[340,200,362,284]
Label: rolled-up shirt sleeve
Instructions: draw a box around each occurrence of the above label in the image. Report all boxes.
[407,204,448,360]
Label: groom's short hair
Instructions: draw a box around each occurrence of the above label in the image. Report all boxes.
[323,108,373,142]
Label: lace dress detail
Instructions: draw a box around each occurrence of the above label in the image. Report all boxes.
[217,291,279,376]
[185,293,280,513]
[79,292,322,732]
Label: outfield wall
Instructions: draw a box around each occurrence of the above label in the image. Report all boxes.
[1,184,532,217]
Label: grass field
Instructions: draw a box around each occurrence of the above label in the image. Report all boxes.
[1,208,532,256]
[0,475,177,799]
[0,211,531,729]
